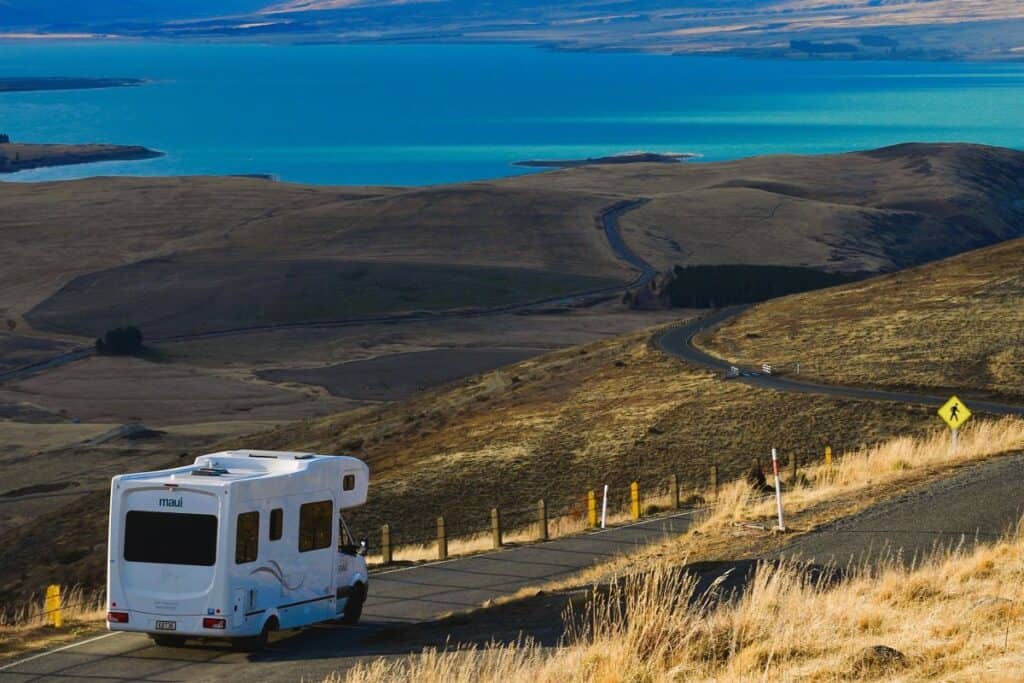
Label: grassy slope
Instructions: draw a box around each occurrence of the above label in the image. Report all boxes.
[4,143,1023,339]
[518,143,1024,274]
[0,324,935,603]
[700,235,1024,401]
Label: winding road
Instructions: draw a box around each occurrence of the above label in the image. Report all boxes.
[0,200,655,385]
[655,306,1024,418]
[5,201,1024,681]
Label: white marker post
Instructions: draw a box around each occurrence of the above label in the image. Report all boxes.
[600,484,609,529]
[771,448,786,531]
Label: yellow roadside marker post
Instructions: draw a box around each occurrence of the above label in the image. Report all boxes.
[938,396,972,451]
[825,446,832,467]
[630,481,640,520]
[587,490,598,528]
[45,585,62,628]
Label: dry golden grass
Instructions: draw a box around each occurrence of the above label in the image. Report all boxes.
[489,417,1024,602]
[333,529,1024,682]
[700,417,1024,537]
[700,235,1024,401]
[0,586,105,661]
[329,420,1024,682]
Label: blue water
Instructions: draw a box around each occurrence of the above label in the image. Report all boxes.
[1,41,1023,186]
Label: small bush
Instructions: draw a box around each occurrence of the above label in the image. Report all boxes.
[95,326,144,356]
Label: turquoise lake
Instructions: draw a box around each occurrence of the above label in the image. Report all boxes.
[1,41,1023,186]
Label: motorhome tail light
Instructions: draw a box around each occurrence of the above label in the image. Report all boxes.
[107,611,130,623]
[203,617,227,629]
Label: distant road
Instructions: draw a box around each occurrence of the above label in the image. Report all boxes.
[655,306,1024,418]
[0,513,695,682]
[0,200,654,385]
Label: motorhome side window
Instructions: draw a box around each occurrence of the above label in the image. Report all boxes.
[299,500,333,552]
[343,474,356,491]
[235,511,259,564]
[269,508,283,541]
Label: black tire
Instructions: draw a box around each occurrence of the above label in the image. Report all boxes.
[150,634,186,647]
[340,583,366,625]
[231,617,275,652]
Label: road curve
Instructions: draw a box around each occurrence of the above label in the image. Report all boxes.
[0,200,654,385]
[655,306,1024,418]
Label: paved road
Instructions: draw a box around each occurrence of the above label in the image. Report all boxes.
[0,200,654,385]
[655,306,1024,417]
[777,451,1024,568]
[0,513,695,682]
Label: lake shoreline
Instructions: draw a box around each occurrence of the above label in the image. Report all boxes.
[0,77,145,93]
[0,143,163,174]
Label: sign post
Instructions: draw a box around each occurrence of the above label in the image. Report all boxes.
[600,484,609,529]
[771,448,785,531]
[937,396,972,451]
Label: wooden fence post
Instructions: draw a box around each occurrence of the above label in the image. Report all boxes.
[436,516,447,561]
[381,523,392,565]
[630,481,640,520]
[587,490,598,528]
[491,507,502,549]
[537,499,548,541]
[669,474,680,509]
[710,464,719,501]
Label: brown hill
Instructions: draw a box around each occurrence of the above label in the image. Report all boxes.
[699,235,1024,401]
[4,143,1024,341]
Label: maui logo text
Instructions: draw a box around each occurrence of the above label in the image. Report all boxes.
[159,497,184,508]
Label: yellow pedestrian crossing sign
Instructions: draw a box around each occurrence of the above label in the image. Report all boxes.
[938,396,971,430]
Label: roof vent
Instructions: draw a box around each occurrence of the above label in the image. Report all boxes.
[192,466,229,477]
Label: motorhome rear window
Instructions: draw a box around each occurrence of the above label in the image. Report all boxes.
[124,511,217,566]
[299,500,333,552]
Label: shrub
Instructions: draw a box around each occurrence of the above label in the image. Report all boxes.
[95,326,144,356]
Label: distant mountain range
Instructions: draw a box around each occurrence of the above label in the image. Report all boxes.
[2,0,1022,61]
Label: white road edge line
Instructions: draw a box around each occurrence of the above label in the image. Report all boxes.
[0,631,122,671]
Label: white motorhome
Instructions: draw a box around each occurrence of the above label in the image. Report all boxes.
[106,450,370,650]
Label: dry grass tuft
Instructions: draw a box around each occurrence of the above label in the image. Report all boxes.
[333,529,1024,682]
[0,586,105,661]
[697,417,1024,539]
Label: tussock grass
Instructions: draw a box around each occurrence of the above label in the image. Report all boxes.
[334,528,1024,682]
[327,418,1024,681]
[701,417,1024,535]
[0,586,105,661]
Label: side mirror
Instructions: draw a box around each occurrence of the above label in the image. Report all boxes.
[358,539,368,556]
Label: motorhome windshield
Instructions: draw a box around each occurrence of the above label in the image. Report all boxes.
[124,511,218,566]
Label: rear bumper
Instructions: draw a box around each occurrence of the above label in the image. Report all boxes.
[107,613,259,638]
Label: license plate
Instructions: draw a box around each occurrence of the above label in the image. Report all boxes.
[155,620,176,631]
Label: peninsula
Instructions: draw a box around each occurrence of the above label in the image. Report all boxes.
[0,77,144,93]
[514,152,697,169]
[0,141,163,173]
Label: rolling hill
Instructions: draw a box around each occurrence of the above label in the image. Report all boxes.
[698,235,1024,401]
[2,142,1023,604]
[5,143,1024,343]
